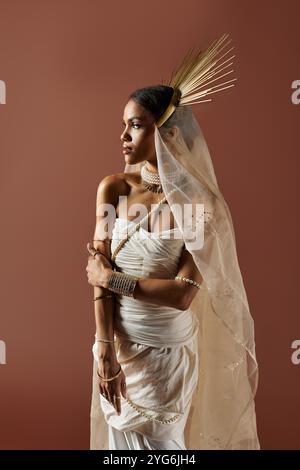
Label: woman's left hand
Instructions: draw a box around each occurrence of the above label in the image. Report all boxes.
[86,242,113,288]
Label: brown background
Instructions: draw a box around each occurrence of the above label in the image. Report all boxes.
[0,0,299,450]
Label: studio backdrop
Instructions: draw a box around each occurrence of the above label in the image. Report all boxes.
[0,0,299,450]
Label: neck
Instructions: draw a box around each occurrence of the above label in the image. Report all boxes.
[144,161,158,174]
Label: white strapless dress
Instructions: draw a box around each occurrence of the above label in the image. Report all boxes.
[91,218,199,447]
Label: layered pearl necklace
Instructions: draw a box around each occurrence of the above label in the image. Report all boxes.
[140,162,163,193]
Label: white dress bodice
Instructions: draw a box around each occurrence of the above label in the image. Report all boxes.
[110,218,198,347]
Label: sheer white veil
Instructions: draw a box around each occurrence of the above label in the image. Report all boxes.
[123,105,260,450]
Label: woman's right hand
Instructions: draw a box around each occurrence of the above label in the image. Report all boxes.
[97,358,127,415]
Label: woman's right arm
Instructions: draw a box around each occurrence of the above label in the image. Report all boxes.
[91,174,129,412]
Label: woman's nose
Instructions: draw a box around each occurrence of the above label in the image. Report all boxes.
[120,130,131,142]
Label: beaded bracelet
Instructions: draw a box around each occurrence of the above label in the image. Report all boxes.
[175,275,202,289]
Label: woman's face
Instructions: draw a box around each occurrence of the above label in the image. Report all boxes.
[120,99,157,166]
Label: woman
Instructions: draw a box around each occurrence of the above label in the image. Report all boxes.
[86,34,260,450]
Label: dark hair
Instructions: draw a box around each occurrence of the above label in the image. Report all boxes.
[128,85,196,150]
[128,85,174,124]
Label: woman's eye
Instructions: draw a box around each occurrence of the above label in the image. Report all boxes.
[122,123,141,129]
[122,122,142,129]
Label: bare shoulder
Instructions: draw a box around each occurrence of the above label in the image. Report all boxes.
[96,172,130,206]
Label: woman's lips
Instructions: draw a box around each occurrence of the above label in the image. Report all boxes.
[122,148,133,154]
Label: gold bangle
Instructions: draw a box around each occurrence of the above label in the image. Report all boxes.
[97,365,122,382]
[96,338,116,343]
[93,294,114,301]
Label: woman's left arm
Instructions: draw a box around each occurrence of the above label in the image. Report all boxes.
[88,246,203,311]
[133,247,203,310]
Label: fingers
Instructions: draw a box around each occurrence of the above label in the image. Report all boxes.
[99,383,104,397]
[113,394,121,415]
[97,366,126,415]
[99,386,109,402]
[86,243,100,263]
[108,383,121,415]
[121,377,127,399]
[107,387,114,407]
[113,383,122,415]
[85,259,92,274]
[87,242,94,254]
[86,243,102,261]
[98,379,123,415]
[86,243,109,263]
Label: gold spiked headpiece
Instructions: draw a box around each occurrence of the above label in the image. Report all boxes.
[156,33,237,128]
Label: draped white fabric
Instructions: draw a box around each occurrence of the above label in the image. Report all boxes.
[108,424,186,450]
[90,218,200,449]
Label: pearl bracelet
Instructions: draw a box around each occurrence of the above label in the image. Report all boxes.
[175,275,203,289]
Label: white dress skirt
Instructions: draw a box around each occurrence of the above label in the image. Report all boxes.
[108,423,186,450]
[91,218,199,450]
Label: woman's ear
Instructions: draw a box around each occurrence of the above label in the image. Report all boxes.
[164,125,180,141]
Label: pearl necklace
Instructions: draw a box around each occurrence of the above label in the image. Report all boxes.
[140,162,163,193]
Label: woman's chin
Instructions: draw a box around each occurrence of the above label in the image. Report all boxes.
[124,153,141,165]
